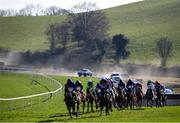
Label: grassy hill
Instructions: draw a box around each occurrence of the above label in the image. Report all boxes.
[0,0,180,65]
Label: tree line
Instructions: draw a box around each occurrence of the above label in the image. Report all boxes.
[0,4,69,17]
[10,2,172,68]
[45,2,173,67]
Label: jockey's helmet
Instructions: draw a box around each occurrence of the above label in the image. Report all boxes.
[88,79,92,83]
[76,80,81,85]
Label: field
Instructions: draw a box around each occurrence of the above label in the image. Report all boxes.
[0,0,180,65]
[0,72,180,122]
[0,72,58,98]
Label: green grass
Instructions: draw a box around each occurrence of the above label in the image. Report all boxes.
[0,0,180,65]
[0,72,58,98]
[105,0,180,65]
[0,0,180,66]
[0,16,66,51]
[0,74,180,122]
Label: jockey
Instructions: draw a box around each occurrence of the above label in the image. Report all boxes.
[107,78,113,88]
[75,80,83,93]
[135,82,143,90]
[99,77,108,89]
[65,78,76,93]
[135,81,143,94]
[117,79,126,98]
[155,81,165,92]
[95,83,101,91]
[118,79,125,91]
[86,79,95,93]
[107,78,114,91]
[126,79,136,94]
[147,80,155,90]
[146,80,156,98]
[155,81,160,90]
[126,79,135,89]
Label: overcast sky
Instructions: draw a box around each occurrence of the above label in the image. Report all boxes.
[0,0,143,10]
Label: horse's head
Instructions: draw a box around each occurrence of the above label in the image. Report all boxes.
[76,86,81,91]
[157,88,164,96]
[67,87,73,93]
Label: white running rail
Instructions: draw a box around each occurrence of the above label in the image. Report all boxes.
[0,72,62,101]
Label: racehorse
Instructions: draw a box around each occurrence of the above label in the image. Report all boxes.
[64,87,76,118]
[135,87,143,109]
[75,87,86,115]
[99,88,111,116]
[117,87,126,110]
[156,88,166,107]
[86,88,96,112]
[126,86,137,110]
[146,89,155,107]
[95,88,101,110]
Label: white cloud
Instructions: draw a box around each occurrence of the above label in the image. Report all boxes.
[0,0,143,10]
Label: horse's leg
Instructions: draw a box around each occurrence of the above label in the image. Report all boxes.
[67,105,73,119]
[106,103,110,115]
[122,97,126,109]
[76,101,79,117]
[87,100,89,112]
[119,99,121,110]
[109,100,113,112]
[140,99,142,109]
[147,99,149,107]
[155,98,158,108]
[120,97,123,109]
[132,98,135,109]
[155,98,157,107]
[72,103,75,114]
[125,97,128,109]
[100,103,103,116]
[151,99,154,108]
[95,99,98,110]
[83,100,85,113]
[91,99,94,112]
[130,99,132,110]
[160,96,163,107]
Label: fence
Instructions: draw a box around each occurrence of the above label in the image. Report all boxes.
[0,69,62,111]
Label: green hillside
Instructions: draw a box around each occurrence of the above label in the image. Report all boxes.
[0,0,180,65]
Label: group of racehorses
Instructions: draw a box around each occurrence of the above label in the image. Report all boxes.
[64,79,167,118]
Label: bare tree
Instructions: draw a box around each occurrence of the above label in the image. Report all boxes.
[33,4,42,16]
[68,2,109,48]
[156,37,173,67]
[44,6,67,15]
[56,21,71,49]
[0,9,18,16]
[0,9,7,16]
[45,23,59,54]
[19,4,35,16]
